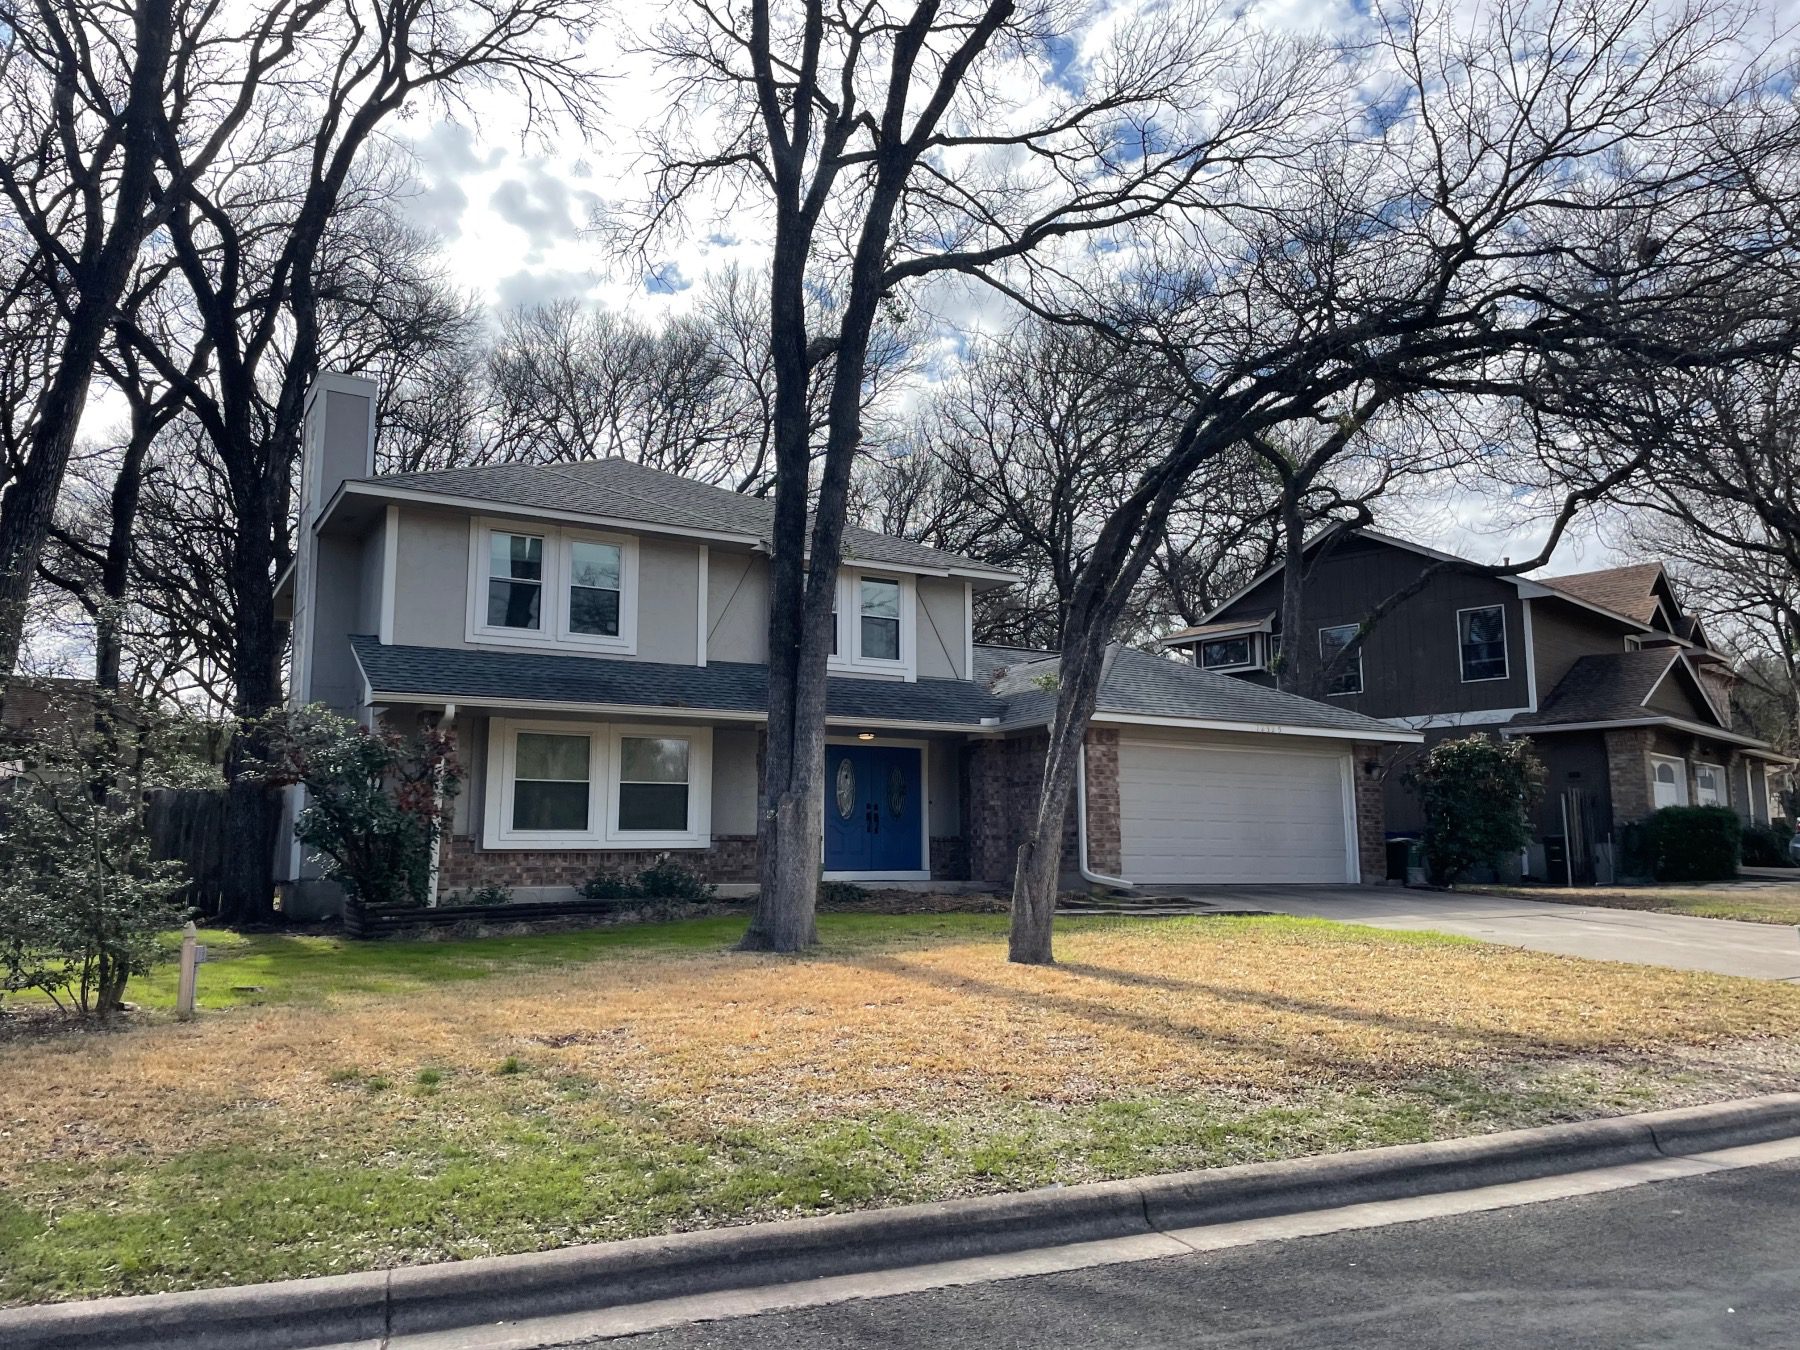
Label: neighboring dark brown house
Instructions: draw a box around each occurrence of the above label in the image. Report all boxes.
[1163,529,1793,882]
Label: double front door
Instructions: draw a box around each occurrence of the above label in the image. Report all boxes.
[823,744,923,876]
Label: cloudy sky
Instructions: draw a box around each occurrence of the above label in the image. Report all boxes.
[384,11,1628,574]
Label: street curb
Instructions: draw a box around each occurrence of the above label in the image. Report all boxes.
[7,1093,1800,1350]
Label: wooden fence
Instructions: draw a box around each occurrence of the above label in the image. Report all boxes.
[145,788,230,916]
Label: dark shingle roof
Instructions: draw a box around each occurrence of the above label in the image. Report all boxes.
[975,643,1409,738]
[348,636,1006,727]
[348,636,1415,741]
[1540,563,1668,625]
[1508,649,1682,727]
[350,458,1008,579]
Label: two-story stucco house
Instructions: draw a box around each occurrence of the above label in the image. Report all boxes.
[275,374,1422,913]
[1164,528,1794,882]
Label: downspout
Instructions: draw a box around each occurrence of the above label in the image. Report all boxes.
[425,702,456,907]
[1076,739,1133,892]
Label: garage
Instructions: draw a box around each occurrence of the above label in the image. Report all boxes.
[1117,736,1358,884]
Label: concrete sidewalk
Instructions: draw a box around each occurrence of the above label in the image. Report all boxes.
[1198,885,1800,980]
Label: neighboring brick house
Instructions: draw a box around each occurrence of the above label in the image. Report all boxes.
[1163,528,1794,882]
[276,372,1419,913]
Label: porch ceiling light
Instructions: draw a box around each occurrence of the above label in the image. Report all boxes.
[857,731,876,741]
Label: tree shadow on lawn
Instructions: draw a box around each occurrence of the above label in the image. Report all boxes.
[841,951,1566,1082]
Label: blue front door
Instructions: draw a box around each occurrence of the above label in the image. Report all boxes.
[823,745,923,874]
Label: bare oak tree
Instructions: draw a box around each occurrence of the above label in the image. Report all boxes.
[638,0,1332,950]
[1000,0,1800,961]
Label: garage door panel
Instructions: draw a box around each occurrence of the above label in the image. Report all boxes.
[1118,739,1352,885]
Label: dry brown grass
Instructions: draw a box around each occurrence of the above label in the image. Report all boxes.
[7,916,1799,1188]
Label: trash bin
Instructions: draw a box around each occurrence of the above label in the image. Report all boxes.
[1385,837,1414,883]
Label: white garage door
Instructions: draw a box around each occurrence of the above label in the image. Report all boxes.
[1117,738,1355,885]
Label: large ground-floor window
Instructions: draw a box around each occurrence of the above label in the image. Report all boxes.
[484,717,713,849]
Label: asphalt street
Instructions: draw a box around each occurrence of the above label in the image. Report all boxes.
[589,1157,1800,1349]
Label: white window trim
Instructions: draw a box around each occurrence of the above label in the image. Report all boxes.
[827,569,917,682]
[483,717,712,850]
[1457,604,1510,684]
[1693,760,1725,808]
[485,719,604,849]
[465,516,640,655]
[1650,753,1689,809]
[1318,624,1363,697]
[603,723,714,848]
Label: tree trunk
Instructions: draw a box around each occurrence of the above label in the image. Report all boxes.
[1277,489,1311,696]
[1007,629,1111,964]
[216,478,284,926]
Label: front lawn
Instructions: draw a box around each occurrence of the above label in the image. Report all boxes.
[4,912,1800,1306]
[1475,883,1800,927]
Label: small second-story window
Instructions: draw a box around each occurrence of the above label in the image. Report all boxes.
[1319,623,1363,696]
[568,540,622,637]
[1201,636,1254,669]
[488,532,543,630]
[1459,605,1508,681]
[860,576,901,660]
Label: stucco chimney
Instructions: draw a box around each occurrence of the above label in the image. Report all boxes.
[300,370,378,529]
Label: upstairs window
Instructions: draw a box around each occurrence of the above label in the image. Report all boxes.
[1200,635,1255,670]
[487,532,543,631]
[859,577,901,661]
[568,540,621,637]
[1319,624,1363,696]
[1458,605,1508,682]
[469,518,638,653]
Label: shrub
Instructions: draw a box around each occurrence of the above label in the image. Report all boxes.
[253,706,460,908]
[1741,822,1796,869]
[1638,805,1742,882]
[1404,734,1545,887]
[0,691,208,1018]
[579,856,715,904]
[579,869,644,901]
[635,855,715,901]
[818,879,870,905]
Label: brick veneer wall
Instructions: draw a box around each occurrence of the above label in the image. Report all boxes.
[1352,745,1387,882]
[963,730,1120,887]
[439,834,761,891]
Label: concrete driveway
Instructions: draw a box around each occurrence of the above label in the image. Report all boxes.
[1184,885,1800,981]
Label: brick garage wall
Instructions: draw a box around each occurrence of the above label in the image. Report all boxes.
[1352,744,1387,882]
[439,834,760,892]
[963,730,1119,886]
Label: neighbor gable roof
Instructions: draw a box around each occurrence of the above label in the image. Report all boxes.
[328,457,1016,584]
[1181,526,1671,643]
[1539,563,1670,627]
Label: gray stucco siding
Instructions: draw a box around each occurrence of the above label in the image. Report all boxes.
[388,505,702,664]
[309,532,370,716]
[707,550,769,665]
[916,578,968,679]
[391,505,471,648]
[711,725,761,835]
